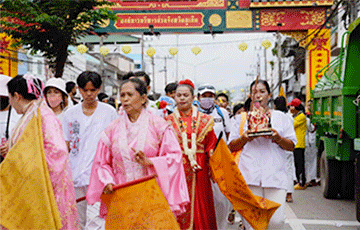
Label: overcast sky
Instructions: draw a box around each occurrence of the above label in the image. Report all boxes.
[124,32,278,102]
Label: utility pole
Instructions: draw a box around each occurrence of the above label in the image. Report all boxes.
[100,35,105,93]
[164,56,168,86]
[264,48,268,81]
[151,56,155,96]
[141,35,145,71]
[277,32,282,93]
[176,34,179,81]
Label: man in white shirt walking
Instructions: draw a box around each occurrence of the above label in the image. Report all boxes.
[62,71,118,230]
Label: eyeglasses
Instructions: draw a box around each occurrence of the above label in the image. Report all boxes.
[198,85,215,91]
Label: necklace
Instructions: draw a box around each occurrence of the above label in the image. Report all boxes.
[174,106,201,172]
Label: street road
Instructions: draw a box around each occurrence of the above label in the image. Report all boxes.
[228,185,360,229]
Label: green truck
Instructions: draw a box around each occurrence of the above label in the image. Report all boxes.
[312,18,360,221]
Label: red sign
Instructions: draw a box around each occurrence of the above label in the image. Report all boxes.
[107,0,226,10]
[260,8,326,31]
[115,13,205,29]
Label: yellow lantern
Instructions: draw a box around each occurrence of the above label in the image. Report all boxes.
[99,46,109,56]
[231,89,235,93]
[169,47,178,56]
[146,47,156,57]
[76,44,88,54]
[191,47,201,55]
[122,45,131,54]
[238,43,248,52]
[261,40,271,49]
[240,88,244,92]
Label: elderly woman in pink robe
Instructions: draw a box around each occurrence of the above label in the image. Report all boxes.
[86,78,189,218]
[2,74,79,229]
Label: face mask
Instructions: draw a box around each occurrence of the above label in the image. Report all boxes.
[0,97,9,111]
[47,95,63,108]
[200,98,214,110]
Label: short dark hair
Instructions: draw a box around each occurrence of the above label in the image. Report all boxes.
[165,82,178,94]
[133,71,150,86]
[216,93,229,102]
[122,71,134,81]
[250,80,271,94]
[77,71,102,89]
[176,84,194,96]
[65,81,76,94]
[233,103,244,115]
[274,96,288,113]
[120,78,147,96]
[7,75,44,100]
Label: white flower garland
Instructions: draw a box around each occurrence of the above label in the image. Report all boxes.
[174,106,201,171]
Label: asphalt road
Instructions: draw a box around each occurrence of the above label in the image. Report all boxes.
[227,185,360,230]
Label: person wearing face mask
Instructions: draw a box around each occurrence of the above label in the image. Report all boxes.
[44,78,69,123]
[197,84,231,230]
[0,74,21,163]
[198,84,231,141]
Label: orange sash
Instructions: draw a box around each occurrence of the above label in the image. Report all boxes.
[232,112,247,165]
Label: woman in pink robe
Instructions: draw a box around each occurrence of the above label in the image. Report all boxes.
[3,74,79,229]
[87,78,189,218]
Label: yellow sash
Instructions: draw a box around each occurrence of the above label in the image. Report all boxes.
[101,175,180,230]
[210,138,280,230]
[0,109,62,229]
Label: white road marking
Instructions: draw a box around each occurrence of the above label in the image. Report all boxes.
[285,203,360,229]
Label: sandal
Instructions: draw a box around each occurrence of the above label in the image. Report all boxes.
[286,193,293,203]
[227,209,236,225]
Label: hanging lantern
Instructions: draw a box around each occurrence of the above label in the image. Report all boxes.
[99,46,109,56]
[191,47,201,55]
[238,43,248,52]
[169,47,178,56]
[240,88,244,92]
[146,47,156,57]
[76,44,88,54]
[122,45,131,54]
[261,40,271,49]
[231,89,235,93]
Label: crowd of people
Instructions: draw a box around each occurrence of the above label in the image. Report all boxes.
[0,71,319,230]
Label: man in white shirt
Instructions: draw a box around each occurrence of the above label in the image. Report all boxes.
[197,84,231,230]
[62,71,118,230]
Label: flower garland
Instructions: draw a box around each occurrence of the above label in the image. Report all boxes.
[174,106,201,172]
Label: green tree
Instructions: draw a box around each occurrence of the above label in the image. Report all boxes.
[0,0,117,78]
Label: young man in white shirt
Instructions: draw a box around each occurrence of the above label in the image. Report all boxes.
[62,71,118,230]
[197,84,232,230]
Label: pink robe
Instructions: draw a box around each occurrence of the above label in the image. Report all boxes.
[5,100,80,230]
[86,108,189,218]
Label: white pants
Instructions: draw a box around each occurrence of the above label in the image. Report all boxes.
[241,186,286,230]
[305,144,318,182]
[75,186,105,230]
[211,181,231,230]
[286,151,296,193]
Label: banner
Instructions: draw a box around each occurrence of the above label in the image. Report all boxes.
[307,29,331,100]
[100,175,180,230]
[209,138,280,230]
[0,109,62,230]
